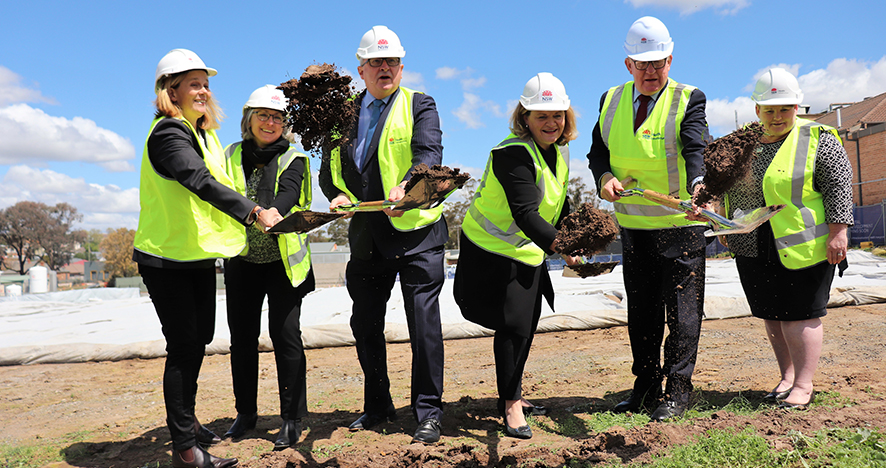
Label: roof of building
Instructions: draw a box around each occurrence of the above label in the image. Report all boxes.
[814,91,886,131]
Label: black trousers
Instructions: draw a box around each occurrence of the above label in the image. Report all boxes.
[346,246,445,423]
[140,264,217,451]
[224,258,314,421]
[621,226,706,402]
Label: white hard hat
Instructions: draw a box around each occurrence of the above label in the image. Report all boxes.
[356,25,406,60]
[155,48,217,91]
[243,85,287,113]
[623,16,674,62]
[519,72,570,111]
[752,68,803,105]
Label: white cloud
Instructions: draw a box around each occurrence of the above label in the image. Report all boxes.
[0,165,140,229]
[0,104,136,171]
[437,67,503,128]
[707,56,886,136]
[400,70,426,92]
[0,66,57,107]
[624,0,750,15]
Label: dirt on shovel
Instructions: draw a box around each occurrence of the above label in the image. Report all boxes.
[279,63,357,156]
[695,122,763,206]
[555,203,619,258]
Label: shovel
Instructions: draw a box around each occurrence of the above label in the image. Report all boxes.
[266,210,346,234]
[334,177,459,212]
[617,187,785,237]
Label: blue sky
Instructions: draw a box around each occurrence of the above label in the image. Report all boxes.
[2,0,885,231]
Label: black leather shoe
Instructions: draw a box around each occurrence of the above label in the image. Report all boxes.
[224,412,258,439]
[412,418,442,444]
[348,404,397,431]
[273,419,302,450]
[522,404,548,416]
[651,400,687,421]
[194,419,221,446]
[172,445,238,468]
[613,387,662,414]
[762,388,792,403]
[778,391,815,411]
[503,418,532,439]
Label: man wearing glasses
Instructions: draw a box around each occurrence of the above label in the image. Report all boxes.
[586,16,710,421]
[319,25,447,444]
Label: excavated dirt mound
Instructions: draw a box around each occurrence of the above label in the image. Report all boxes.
[403,164,472,192]
[279,63,357,156]
[695,122,763,206]
[555,203,619,257]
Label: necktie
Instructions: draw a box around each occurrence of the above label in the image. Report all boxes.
[634,94,651,132]
[358,99,384,168]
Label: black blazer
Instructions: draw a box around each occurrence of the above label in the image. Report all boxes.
[319,88,448,260]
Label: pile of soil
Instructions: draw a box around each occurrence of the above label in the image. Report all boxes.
[555,203,619,257]
[695,122,764,206]
[404,164,472,192]
[279,63,357,156]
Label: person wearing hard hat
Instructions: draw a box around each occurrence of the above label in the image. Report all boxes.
[220,85,315,449]
[134,49,282,468]
[454,73,580,439]
[318,25,447,444]
[719,68,852,410]
[586,16,711,421]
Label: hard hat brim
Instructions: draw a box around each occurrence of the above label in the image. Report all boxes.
[626,49,672,62]
[753,97,803,106]
[522,101,571,112]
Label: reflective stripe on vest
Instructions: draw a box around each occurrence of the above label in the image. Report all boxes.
[462,134,569,266]
[134,117,246,262]
[224,142,312,287]
[600,79,704,230]
[762,119,839,269]
[330,88,443,232]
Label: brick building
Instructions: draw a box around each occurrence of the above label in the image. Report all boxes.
[814,92,886,206]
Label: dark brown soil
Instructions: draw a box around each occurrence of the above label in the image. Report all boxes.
[3,302,885,468]
[567,260,619,278]
[279,63,357,156]
[404,164,472,192]
[695,122,763,206]
[555,203,619,257]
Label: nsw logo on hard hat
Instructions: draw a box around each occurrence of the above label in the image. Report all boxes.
[378,39,389,51]
[541,90,553,102]
[271,96,282,102]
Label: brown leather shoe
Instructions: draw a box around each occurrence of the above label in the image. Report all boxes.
[172,445,238,468]
[194,417,221,446]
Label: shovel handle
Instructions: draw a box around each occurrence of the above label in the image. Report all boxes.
[637,189,739,229]
[639,189,683,210]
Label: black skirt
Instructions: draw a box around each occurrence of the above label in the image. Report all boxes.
[453,233,553,337]
[734,223,835,321]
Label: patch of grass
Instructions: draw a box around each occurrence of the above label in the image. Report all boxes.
[647,426,778,467]
[815,390,855,408]
[310,441,354,458]
[783,427,886,467]
[0,443,64,468]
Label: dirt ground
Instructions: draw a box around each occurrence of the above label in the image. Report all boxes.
[2,302,885,468]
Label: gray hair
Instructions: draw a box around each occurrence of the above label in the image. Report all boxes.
[240,107,295,143]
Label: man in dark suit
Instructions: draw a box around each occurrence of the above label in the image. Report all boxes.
[586,16,710,421]
[319,25,446,444]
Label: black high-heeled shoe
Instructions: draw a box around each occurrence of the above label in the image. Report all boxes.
[778,391,815,411]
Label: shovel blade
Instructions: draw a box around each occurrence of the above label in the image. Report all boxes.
[703,204,785,237]
[394,177,458,211]
[267,211,346,233]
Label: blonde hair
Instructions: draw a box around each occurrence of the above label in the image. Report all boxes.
[153,71,224,130]
[508,103,578,146]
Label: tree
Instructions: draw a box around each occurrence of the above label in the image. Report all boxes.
[568,177,605,211]
[0,201,48,274]
[37,203,84,271]
[75,229,104,261]
[100,227,138,279]
[441,178,477,249]
[324,217,351,246]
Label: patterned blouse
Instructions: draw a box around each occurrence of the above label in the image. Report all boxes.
[725,131,854,258]
[242,168,282,264]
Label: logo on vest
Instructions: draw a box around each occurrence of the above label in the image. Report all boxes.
[387,136,408,146]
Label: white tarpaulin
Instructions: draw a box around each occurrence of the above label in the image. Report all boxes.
[2,251,884,365]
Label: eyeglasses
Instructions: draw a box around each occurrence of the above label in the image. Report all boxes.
[363,57,401,68]
[632,58,669,70]
[255,112,285,124]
